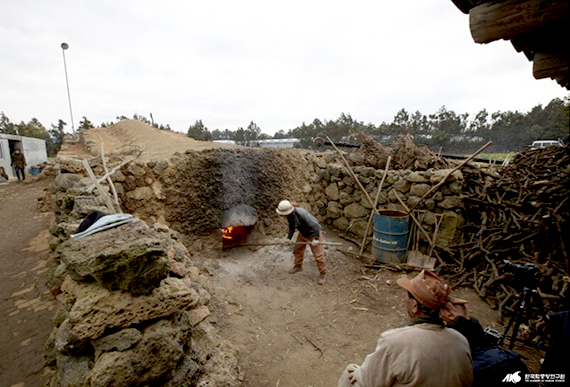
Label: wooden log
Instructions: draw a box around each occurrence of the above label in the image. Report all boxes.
[99,136,122,213]
[533,52,570,80]
[469,0,568,44]
[359,156,391,255]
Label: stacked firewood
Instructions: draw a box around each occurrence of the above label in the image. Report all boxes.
[441,145,569,322]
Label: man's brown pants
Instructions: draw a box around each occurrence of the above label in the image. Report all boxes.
[293,230,327,275]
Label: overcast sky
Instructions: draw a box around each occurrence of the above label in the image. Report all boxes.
[1,0,567,135]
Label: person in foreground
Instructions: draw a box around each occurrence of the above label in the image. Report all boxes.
[276,200,327,285]
[338,269,474,387]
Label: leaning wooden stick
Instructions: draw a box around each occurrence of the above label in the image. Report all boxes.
[326,136,379,216]
[99,136,122,213]
[360,155,391,255]
[86,150,143,192]
[235,241,342,247]
[393,190,432,246]
[409,141,493,212]
[82,159,117,214]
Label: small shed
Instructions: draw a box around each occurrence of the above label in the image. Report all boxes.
[0,134,48,180]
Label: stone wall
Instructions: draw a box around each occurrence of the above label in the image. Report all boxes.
[45,161,240,387]
[303,151,466,249]
[111,149,466,250]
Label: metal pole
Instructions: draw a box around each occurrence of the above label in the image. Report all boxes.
[60,42,75,138]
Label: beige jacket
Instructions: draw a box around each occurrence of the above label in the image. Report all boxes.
[339,323,473,387]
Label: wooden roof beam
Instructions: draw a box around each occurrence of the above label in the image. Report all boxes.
[469,0,568,44]
[533,52,569,80]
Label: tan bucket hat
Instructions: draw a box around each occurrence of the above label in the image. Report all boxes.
[276,200,294,216]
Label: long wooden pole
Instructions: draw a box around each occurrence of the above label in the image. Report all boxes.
[326,136,379,215]
[86,150,143,193]
[82,159,116,214]
[408,141,493,212]
[234,241,342,247]
[99,136,122,213]
[359,156,391,255]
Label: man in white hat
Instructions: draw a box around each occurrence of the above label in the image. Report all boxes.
[276,200,327,285]
[338,269,473,387]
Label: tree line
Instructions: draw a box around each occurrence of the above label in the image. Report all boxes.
[2,96,568,156]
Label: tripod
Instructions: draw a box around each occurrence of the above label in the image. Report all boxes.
[498,286,540,349]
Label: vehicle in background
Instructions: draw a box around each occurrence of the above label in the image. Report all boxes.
[530,140,563,149]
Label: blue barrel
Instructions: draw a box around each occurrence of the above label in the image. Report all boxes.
[31,166,41,176]
[372,210,409,263]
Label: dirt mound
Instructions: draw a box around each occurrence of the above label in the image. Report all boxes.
[84,120,238,161]
[351,133,451,170]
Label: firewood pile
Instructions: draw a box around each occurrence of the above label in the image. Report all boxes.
[442,145,570,322]
[351,133,452,170]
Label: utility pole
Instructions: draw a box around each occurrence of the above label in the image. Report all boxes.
[60,42,75,139]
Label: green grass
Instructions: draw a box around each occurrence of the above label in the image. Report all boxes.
[479,152,517,161]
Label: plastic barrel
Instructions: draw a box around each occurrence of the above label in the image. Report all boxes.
[31,166,41,176]
[372,210,409,263]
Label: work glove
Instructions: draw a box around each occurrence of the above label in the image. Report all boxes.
[310,239,320,247]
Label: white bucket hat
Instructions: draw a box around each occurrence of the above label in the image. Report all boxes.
[276,200,294,215]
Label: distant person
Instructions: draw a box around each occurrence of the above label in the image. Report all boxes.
[447,316,529,387]
[11,149,27,182]
[276,200,327,285]
[338,270,473,387]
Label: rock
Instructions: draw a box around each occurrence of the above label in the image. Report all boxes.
[57,221,169,295]
[92,328,143,352]
[425,198,436,211]
[393,179,411,193]
[126,186,153,200]
[55,174,83,192]
[344,203,369,219]
[438,196,463,209]
[58,157,85,173]
[437,211,464,248]
[66,277,199,341]
[409,183,430,197]
[164,355,200,387]
[328,163,345,178]
[326,201,342,219]
[348,219,370,238]
[333,217,349,230]
[406,171,430,183]
[430,169,463,184]
[56,354,93,387]
[189,305,211,326]
[168,258,188,277]
[88,319,185,387]
[324,183,339,201]
[196,340,240,387]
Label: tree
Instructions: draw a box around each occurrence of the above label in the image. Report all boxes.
[78,116,94,132]
[0,112,17,134]
[47,120,66,156]
[187,120,212,141]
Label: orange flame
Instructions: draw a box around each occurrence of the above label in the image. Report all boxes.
[222,226,234,239]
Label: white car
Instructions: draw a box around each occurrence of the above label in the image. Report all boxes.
[530,140,563,149]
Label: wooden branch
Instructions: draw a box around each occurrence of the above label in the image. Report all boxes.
[360,156,391,255]
[82,159,116,214]
[409,141,493,212]
[99,136,122,213]
[326,136,379,216]
[86,150,143,193]
[394,191,433,246]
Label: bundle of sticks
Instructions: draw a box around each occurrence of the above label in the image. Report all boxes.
[439,145,569,322]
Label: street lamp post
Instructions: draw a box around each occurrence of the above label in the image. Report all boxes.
[60,42,75,138]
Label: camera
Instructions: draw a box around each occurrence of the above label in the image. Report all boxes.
[501,260,539,289]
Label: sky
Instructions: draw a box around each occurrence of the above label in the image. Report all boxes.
[1,0,568,136]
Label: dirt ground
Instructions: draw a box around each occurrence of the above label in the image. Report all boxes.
[0,177,56,387]
[186,230,507,387]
